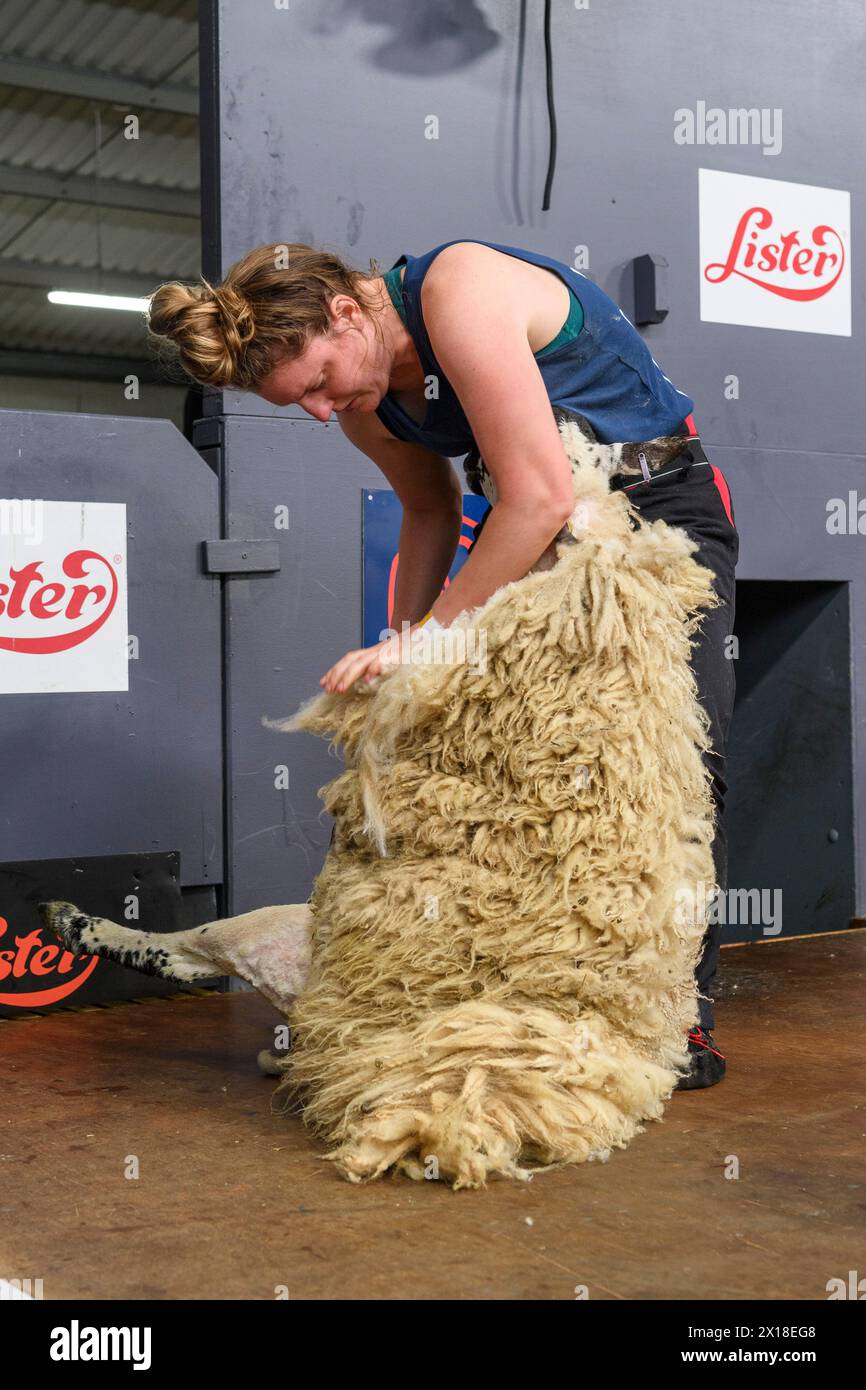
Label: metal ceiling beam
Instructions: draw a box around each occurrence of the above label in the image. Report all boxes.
[0,56,198,115]
[0,349,183,384]
[0,257,191,296]
[0,162,199,217]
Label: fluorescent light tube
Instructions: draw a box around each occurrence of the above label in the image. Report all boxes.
[47,290,151,312]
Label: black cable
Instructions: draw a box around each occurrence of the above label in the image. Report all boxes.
[542,0,557,210]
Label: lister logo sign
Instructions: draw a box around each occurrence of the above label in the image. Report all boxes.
[0,911,98,1008]
[699,169,851,335]
[0,500,128,694]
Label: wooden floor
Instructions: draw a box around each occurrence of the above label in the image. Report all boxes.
[1,930,863,1301]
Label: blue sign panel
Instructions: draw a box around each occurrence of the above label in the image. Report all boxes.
[362,491,489,647]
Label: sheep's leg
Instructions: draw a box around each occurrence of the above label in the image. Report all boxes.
[37,900,313,1017]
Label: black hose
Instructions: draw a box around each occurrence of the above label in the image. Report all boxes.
[542,0,557,210]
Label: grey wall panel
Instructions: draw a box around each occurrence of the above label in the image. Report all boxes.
[204,0,864,455]
[0,410,223,888]
[220,428,864,922]
[201,1,865,920]
[222,415,387,915]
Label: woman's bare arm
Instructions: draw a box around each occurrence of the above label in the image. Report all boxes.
[418,244,576,624]
[337,242,577,637]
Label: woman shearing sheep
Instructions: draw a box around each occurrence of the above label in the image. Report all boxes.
[147,237,739,1089]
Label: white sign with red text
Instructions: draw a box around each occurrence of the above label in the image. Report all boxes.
[699,168,851,335]
[0,500,128,694]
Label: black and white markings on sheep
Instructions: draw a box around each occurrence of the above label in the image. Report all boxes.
[38,901,188,982]
[461,407,692,513]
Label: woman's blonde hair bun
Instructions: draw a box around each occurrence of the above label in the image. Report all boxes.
[147,243,384,392]
[147,278,254,387]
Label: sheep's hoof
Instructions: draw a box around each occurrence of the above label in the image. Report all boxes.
[257,1048,287,1076]
[37,900,88,950]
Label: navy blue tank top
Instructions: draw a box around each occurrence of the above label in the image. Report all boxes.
[374,238,694,456]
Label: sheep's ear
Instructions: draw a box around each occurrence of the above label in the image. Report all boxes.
[551,404,596,437]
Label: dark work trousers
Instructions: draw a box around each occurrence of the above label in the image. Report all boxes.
[610,440,740,1031]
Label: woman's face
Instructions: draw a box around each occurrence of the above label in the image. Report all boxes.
[255,292,387,419]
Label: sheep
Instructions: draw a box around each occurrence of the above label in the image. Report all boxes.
[39,407,719,1189]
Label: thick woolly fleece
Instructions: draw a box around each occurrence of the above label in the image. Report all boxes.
[268,452,721,1189]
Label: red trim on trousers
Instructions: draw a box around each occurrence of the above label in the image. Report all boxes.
[710,464,734,527]
[683,417,735,529]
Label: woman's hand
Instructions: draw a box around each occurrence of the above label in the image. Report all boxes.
[320,630,407,694]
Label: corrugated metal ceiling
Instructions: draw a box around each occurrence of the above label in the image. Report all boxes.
[0,0,199,375]
[1,0,198,89]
